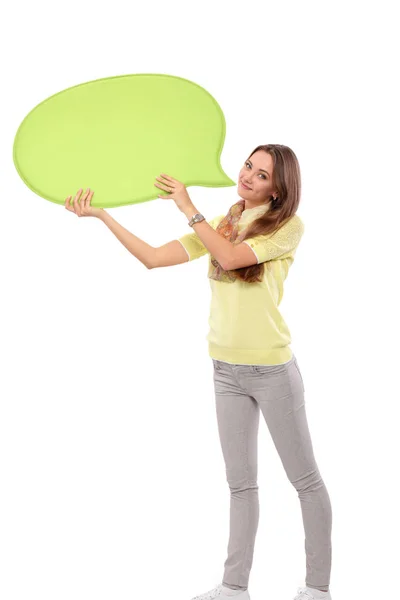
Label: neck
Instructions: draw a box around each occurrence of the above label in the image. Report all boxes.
[244,199,269,211]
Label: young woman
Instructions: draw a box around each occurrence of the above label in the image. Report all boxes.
[65,144,333,600]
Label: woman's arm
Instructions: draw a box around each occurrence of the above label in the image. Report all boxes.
[99,211,156,269]
[99,211,189,269]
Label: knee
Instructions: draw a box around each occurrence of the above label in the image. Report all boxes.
[225,461,258,492]
[227,475,258,493]
[290,467,324,493]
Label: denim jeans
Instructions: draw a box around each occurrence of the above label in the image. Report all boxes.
[212,354,332,592]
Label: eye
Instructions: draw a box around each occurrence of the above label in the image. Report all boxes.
[245,161,266,179]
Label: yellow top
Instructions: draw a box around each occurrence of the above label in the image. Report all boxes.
[177,203,305,365]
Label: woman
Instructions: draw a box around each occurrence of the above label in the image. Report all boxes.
[65,144,332,600]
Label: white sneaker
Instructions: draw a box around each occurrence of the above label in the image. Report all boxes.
[190,583,251,600]
[293,586,332,600]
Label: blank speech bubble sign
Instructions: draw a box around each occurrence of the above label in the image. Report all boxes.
[13,73,236,208]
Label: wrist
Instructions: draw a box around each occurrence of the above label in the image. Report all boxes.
[182,203,198,220]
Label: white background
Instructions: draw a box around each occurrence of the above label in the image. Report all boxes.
[1,1,399,599]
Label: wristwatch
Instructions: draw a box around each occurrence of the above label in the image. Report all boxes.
[188,213,206,228]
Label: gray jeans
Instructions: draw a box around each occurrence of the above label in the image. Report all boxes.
[212,354,332,592]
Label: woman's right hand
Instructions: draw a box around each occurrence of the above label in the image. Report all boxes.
[65,188,104,219]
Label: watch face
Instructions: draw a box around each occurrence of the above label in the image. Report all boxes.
[190,214,203,225]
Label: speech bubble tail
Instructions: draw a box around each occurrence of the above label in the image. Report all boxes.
[198,165,236,188]
[218,171,237,186]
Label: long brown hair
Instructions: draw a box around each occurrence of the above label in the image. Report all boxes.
[231,144,301,283]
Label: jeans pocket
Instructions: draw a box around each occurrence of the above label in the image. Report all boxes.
[252,362,288,375]
[293,358,305,391]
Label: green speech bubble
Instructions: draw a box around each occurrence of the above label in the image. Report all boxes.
[13,73,235,208]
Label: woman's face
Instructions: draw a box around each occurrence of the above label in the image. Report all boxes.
[238,150,277,203]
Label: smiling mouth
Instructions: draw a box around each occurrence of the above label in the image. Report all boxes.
[240,181,251,190]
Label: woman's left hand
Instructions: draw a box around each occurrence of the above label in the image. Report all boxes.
[154,174,193,213]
